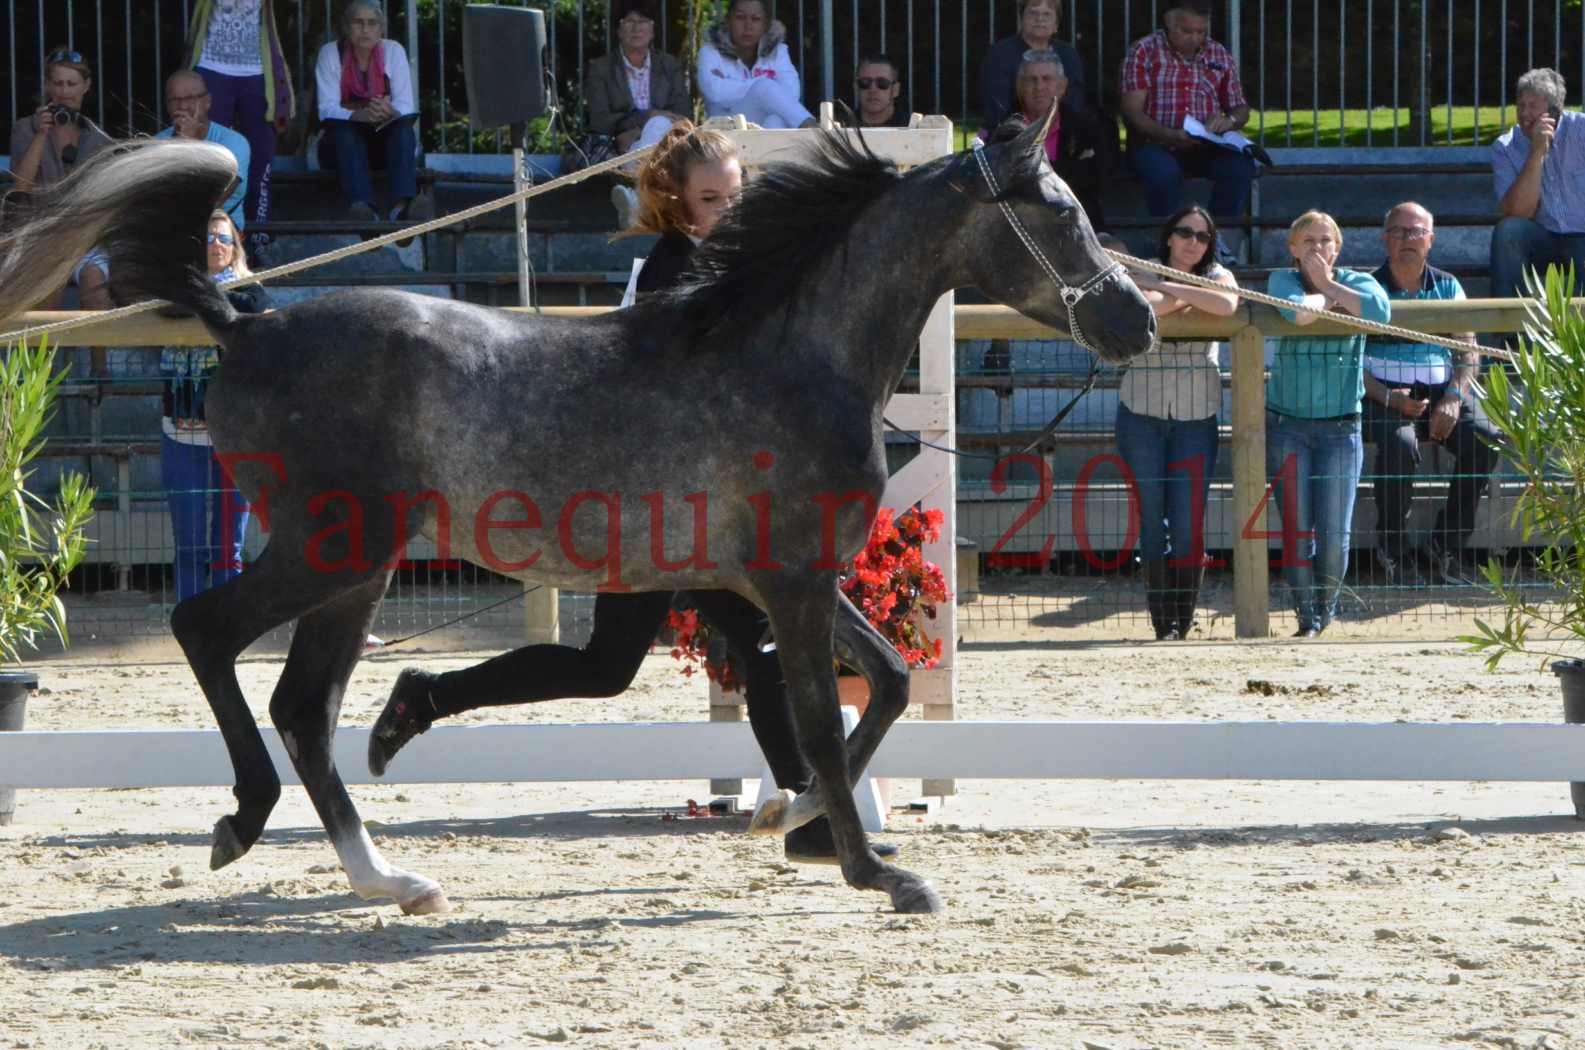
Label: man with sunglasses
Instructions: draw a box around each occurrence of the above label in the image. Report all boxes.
[853,55,908,129]
[1363,202,1498,587]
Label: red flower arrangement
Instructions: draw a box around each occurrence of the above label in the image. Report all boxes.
[666,506,950,687]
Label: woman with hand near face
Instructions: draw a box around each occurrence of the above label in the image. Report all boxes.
[1265,211,1391,638]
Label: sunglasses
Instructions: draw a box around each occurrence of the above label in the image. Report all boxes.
[47,49,85,64]
[856,77,894,90]
[207,232,234,246]
[1170,225,1213,245]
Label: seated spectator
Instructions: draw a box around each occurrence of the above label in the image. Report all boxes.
[158,210,268,602]
[587,1,689,155]
[589,0,691,228]
[1120,2,1254,234]
[852,54,909,128]
[314,0,432,226]
[980,0,1087,130]
[1365,202,1499,586]
[1265,211,1391,638]
[1114,208,1239,640]
[8,45,115,370]
[183,0,294,258]
[621,122,742,300]
[697,0,817,129]
[978,52,1111,229]
[1490,67,1585,300]
[155,70,250,231]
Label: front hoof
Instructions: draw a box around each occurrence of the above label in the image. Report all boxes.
[890,878,944,914]
[399,888,453,915]
[747,789,793,836]
[209,815,251,871]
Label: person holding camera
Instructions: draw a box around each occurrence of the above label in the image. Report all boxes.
[1364,202,1498,588]
[9,47,113,194]
[8,46,115,362]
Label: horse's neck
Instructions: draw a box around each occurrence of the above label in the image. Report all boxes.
[793,169,969,405]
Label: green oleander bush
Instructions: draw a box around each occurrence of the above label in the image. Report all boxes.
[0,337,95,663]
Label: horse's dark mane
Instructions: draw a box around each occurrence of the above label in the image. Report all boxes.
[652,129,905,339]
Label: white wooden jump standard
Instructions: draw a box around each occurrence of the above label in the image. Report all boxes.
[3,722,1583,789]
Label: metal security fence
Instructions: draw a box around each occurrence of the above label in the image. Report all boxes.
[8,2,1585,154]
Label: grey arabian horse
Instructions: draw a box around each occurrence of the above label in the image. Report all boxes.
[0,114,1154,914]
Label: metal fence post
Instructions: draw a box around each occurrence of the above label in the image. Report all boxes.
[1230,323,1270,639]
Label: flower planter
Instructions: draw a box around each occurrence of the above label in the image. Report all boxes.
[1554,660,1585,820]
[0,670,38,826]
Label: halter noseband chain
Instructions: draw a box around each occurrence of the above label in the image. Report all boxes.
[971,142,1124,355]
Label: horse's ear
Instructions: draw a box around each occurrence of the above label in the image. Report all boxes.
[1007,101,1057,162]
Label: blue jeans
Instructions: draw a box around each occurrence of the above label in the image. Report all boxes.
[1114,403,1220,564]
[1488,216,1585,298]
[161,435,250,603]
[1127,142,1256,218]
[318,115,419,210]
[1265,411,1363,631]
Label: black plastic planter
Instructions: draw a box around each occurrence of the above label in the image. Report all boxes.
[0,670,37,826]
[1554,659,1585,820]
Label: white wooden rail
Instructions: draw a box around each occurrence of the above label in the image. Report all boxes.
[3,721,1583,789]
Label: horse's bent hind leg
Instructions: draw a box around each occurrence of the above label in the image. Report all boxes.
[764,582,942,914]
[171,543,348,870]
[271,573,448,914]
[750,590,911,838]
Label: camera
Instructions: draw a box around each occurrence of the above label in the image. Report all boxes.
[46,104,81,127]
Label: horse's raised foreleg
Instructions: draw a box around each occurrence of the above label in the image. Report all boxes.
[269,572,450,914]
[763,582,942,914]
[171,543,342,871]
[749,590,911,838]
[368,591,673,775]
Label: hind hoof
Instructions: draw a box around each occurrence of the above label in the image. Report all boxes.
[209,816,250,871]
[399,889,452,916]
[368,668,437,777]
[891,879,944,914]
[747,789,793,836]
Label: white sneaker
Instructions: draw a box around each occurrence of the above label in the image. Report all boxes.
[610,184,638,229]
[364,635,385,653]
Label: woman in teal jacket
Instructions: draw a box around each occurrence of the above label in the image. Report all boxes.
[1266,211,1391,637]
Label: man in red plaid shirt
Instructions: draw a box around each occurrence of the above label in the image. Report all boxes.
[1120,2,1255,239]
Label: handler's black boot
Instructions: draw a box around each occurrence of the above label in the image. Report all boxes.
[1172,562,1207,638]
[369,668,442,776]
[1144,559,1179,640]
[784,817,900,866]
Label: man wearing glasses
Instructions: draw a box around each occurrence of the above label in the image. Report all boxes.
[154,70,250,232]
[1363,202,1498,587]
[853,55,908,129]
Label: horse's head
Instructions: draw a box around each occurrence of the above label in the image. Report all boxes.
[961,110,1156,364]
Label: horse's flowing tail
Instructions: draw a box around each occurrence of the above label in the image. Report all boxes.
[0,139,240,331]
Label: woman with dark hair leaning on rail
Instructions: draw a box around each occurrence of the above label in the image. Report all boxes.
[368,122,899,867]
[1115,206,1239,640]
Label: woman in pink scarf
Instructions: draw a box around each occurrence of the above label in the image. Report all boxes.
[314,0,432,226]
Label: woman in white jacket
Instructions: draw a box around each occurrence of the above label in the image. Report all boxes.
[696,0,816,128]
